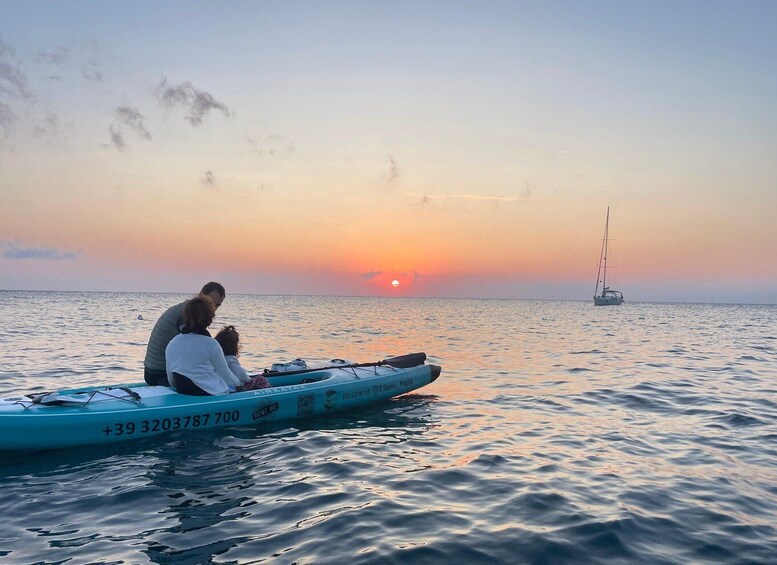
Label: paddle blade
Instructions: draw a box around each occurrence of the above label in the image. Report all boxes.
[383,352,426,368]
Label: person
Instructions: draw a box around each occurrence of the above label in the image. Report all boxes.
[214,325,272,391]
[143,282,225,386]
[165,296,242,395]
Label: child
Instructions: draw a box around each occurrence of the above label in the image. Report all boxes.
[214,325,272,391]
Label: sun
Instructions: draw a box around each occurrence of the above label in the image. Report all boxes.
[391,280,400,288]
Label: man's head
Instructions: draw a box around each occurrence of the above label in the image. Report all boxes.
[200,282,225,309]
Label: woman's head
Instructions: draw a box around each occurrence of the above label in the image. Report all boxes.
[215,325,240,356]
[183,296,216,330]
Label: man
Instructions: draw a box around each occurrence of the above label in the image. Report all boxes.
[143,282,226,386]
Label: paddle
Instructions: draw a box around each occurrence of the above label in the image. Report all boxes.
[260,352,427,378]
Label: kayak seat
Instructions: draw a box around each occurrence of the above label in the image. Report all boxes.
[302,377,323,384]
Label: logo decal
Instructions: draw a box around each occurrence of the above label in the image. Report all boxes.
[324,389,337,410]
[297,393,315,416]
[252,400,279,420]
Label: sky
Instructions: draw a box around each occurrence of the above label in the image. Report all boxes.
[1,0,776,303]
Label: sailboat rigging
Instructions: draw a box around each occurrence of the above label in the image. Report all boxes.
[594,207,624,306]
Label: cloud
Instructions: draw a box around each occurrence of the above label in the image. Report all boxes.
[0,100,15,137]
[402,271,424,282]
[0,38,34,137]
[245,132,296,157]
[203,170,216,186]
[1,241,78,260]
[405,192,521,203]
[0,38,12,58]
[109,125,126,151]
[31,110,60,138]
[115,106,151,139]
[0,39,34,101]
[155,77,231,126]
[361,270,381,280]
[80,62,102,81]
[81,67,102,81]
[36,47,71,66]
[108,105,151,151]
[37,42,104,81]
[387,156,399,183]
[245,134,259,151]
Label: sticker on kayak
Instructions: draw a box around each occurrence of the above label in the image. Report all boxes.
[297,393,314,416]
[252,400,279,420]
[324,389,337,410]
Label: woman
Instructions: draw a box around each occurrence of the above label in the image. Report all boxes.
[165,296,242,395]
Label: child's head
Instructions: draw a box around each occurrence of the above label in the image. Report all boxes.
[215,325,240,356]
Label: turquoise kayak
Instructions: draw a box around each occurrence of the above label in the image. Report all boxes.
[0,353,441,452]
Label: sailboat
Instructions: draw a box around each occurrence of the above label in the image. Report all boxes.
[593,207,624,306]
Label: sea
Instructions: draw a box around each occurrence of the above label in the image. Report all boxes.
[0,291,775,564]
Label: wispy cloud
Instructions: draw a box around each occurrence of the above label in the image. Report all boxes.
[1,241,78,260]
[202,170,216,186]
[245,131,296,157]
[387,156,399,183]
[244,134,259,152]
[107,105,151,151]
[155,78,231,126]
[0,39,33,101]
[0,100,15,137]
[405,192,521,203]
[0,37,34,137]
[80,57,102,81]
[31,110,60,138]
[37,41,104,82]
[400,271,424,282]
[36,46,71,66]
[109,125,125,151]
[361,270,381,280]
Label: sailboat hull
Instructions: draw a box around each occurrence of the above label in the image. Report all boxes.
[594,295,624,306]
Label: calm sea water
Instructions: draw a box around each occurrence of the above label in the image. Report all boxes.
[0,291,775,564]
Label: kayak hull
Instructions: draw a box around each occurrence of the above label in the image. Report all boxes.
[0,363,441,452]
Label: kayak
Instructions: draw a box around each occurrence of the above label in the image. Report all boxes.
[0,353,441,452]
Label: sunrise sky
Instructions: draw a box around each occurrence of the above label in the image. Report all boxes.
[1,1,776,303]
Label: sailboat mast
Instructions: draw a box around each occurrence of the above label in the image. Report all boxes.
[603,206,610,290]
[594,207,608,297]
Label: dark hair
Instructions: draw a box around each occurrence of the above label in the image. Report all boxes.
[214,325,240,356]
[183,296,215,330]
[200,281,225,298]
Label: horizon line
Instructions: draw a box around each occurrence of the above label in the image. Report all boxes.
[1,288,774,307]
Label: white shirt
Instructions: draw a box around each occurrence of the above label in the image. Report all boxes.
[225,355,252,384]
[165,333,242,395]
